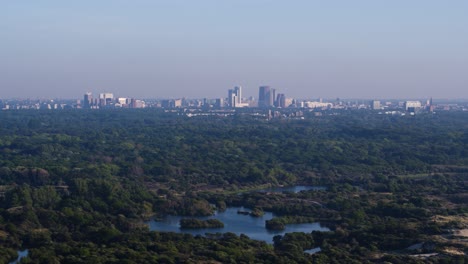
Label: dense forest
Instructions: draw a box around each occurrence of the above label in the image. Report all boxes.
[0,109,466,263]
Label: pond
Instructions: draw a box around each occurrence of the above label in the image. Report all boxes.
[9,250,28,264]
[148,206,329,244]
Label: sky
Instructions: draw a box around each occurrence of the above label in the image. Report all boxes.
[1,0,468,99]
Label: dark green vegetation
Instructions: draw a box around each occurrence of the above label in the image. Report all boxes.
[179,219,224,229]
[266,216,316,231]
[0,109,467,263]
[237,207,264,217]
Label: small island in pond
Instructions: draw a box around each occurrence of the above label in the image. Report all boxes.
[237,207,264,217]
[180,218,225,229]
[265,218,285,230]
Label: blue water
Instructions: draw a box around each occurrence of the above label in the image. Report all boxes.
[257,185,326,193]
[148,206,329,244]
[9,250,28,264]
[304,247,321,254]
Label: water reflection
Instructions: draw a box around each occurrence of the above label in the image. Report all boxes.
[148,207,329,244]
[304,247,321,254]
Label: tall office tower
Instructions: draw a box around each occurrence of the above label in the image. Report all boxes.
[276,93,286,108]
[228,89,237,107]
[215,98,224,108]
[258,86,269,107]
[258,86,275,108]
[234,86,241,105]
[83,92,92,109]
[228,86,242,107]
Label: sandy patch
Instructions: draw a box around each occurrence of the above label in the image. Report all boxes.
[443,247,465,256]
[432,215,468,227]
[454,229,468,238]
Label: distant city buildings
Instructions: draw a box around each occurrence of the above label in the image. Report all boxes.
[161,99,182,108]
[99,93,114,107]
[80,92,144,109]
[258,86,275,108]
[73,90,461,116]
[302,101,333,109]
[1,87,465,114]
[257,86,294,108]
[227,86,249,108]
[405,101,422,112]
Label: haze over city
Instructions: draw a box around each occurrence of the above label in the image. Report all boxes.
[2,1,468,99]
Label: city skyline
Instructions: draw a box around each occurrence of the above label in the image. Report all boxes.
[2,1,468,99]
[1,83,466,111]
[0,87,452,101]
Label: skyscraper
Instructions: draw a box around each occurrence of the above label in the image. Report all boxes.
[228,89,236,107]
[258,86,275,108]
[276,93,286,108]
[228,86,242,107]
[83,92,92,109]
[234,86,241,105]
[215,98,224,108]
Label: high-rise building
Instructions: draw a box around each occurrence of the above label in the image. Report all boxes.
[234,86,241,105]
[271,89,276,107]
[258,86,275,108]
[228,86,242,107]
[276,93,286,108]
[228,89,236,107]
[215,98,224,108]
[258,86,269,107]
[83,92,92,109]
[99,93,114,107]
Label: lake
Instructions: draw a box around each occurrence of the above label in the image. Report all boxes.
[148,206,329,244]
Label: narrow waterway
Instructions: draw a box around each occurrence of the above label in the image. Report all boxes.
[256,185,326,193]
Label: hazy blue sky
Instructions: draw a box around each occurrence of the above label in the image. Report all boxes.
[1,0,467,99]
